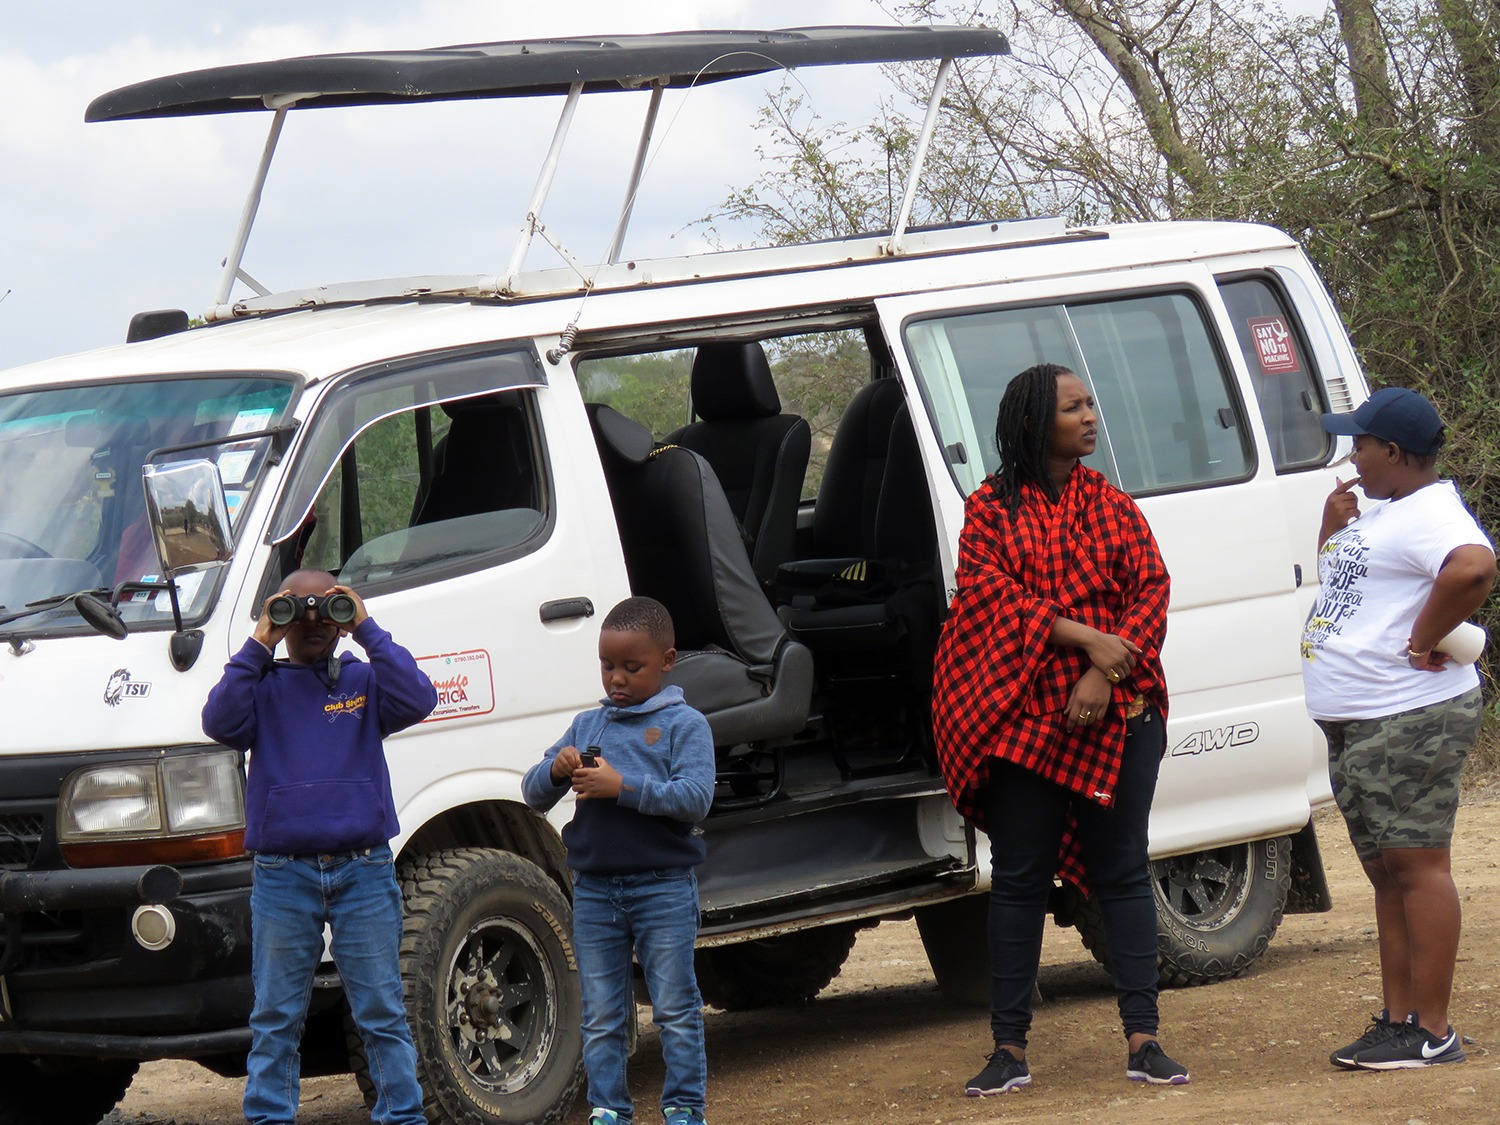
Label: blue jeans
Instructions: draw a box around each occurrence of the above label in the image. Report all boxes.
[571,868,707,1123]
[983,708,1165,1049]
[245,845,425,1125]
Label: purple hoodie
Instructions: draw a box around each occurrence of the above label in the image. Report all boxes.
[202,617,438,853]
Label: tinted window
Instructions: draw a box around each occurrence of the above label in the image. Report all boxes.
[1218,277,1330,469]
[278,386,547,593]
[903,291,1253,496]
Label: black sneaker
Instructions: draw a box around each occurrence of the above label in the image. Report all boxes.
[1351,1014,1466,1069]
[965,1050,1032,1095]
[1126,1039,1190,1085]
[1330,1010,1397,1069]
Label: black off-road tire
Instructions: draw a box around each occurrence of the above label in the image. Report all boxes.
[1069,835,1293,987]
[914,895,991,1006]
[349,848,583,1125]
[695,924,859,1011]
[0,1056,137,1125]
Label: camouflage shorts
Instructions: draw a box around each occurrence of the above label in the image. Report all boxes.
[1317,687,1482,861]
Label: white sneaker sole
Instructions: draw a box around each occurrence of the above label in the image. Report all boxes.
[1127,1070,1191,1085]
[965,1075,1032,1095]
[1355,1050,1466,1070]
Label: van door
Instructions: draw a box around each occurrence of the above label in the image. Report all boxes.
[876,264,1321,855]
[245,344,623,837]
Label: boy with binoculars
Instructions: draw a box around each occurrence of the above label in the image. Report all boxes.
[203,568,438,1125]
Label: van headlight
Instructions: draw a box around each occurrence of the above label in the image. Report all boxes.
[58,749,246,867]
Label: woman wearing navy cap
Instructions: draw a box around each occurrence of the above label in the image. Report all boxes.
[1303,386,1495,1070]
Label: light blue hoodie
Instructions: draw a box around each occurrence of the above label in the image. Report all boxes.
[522,685,715,873]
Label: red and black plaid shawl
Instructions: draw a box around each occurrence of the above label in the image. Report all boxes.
[932,465,1169,883]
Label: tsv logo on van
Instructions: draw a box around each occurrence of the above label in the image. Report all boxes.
[1169,722,1260,757]
[103,668,152,706]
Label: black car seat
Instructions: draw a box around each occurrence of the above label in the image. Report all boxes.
[774,382,940,776]
[666,342,810,585]
[412,396,536,525]
[777,380,938,657]
[809,377,906,560]
[587,403,812,748]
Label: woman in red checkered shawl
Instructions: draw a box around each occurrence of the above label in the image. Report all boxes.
[933,363,1187,1094]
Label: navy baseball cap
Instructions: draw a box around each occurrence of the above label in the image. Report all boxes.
[1321,387,1444,455]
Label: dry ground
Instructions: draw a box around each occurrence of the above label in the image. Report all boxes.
[108,789,1500,1125]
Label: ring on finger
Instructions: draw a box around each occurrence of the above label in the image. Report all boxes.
[1106,669,1121,683]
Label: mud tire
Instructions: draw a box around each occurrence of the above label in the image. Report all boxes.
[0,1056,137,1125]
[695,924,859,1011]
[1070,836,1293,987]
[348,848,583,1125]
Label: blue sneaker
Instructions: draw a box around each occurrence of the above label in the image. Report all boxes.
[589,1110,623,1125]
[663,1109,704,1125]
[965,1050,1031,1095]
[1126,1039,1190,1085]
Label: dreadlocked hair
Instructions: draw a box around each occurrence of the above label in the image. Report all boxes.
[601,595,675,650]
[990,363,1072,511]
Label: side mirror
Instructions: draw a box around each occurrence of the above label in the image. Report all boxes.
[142,459,234,671]
[143,459,234,576]
[74,592,128,640]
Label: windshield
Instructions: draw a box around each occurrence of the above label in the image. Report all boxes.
[0,375,296,634]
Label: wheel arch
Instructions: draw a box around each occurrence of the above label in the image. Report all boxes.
[398,799,569,895]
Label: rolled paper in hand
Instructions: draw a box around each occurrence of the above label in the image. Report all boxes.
[1435,621,1487,665]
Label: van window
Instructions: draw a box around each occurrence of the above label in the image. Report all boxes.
[267,352,548,594]
[0,374,294,633]
[902,292,1253,496]
[303,391,545,590]
[576,329,872,499]
[1217,276,1331,470]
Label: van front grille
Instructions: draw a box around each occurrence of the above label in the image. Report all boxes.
[0,813,44,870]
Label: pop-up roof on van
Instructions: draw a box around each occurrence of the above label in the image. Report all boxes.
[85,27,1007,119]
[85,26,1013,321]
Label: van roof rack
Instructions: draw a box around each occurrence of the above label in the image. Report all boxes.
[86,26,1010,319]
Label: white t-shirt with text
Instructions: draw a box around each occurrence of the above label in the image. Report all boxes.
[1301,480,1491,721]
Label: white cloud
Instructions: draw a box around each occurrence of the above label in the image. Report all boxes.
[0,1,926,369]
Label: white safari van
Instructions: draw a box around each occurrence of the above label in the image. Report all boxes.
[0,26,1355,1125]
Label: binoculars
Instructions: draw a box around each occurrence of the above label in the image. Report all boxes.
[266,591,357,627]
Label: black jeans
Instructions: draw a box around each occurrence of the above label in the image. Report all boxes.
[982,708,1164,1049]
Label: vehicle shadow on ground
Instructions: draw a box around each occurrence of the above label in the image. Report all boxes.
[620,925,1349,1103]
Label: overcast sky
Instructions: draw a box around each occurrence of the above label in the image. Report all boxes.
[0,1,919,371]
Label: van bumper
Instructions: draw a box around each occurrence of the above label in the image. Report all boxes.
[0,864,182,913]
[0,1025,251,1059]
[0,860,256,1046]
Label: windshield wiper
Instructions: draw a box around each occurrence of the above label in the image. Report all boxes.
[0,587,128,653]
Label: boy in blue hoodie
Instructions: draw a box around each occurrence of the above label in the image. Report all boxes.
[522,596,716,1125]
[202,569,437,1125]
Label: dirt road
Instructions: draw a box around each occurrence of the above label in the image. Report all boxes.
[107,793,1500,1125]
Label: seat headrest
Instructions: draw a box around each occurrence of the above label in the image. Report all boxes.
[690,342,781,421]
[586,403,656,463]
[440,394,521,420]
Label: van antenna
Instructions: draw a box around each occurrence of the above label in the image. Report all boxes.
[545,51,811,366]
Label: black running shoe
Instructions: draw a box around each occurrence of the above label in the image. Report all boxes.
[965,1050,1031,1095]
[1352,1015,1466,1069]
[1330,1010,1397,1069]
[1126,1039,1190,1085]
